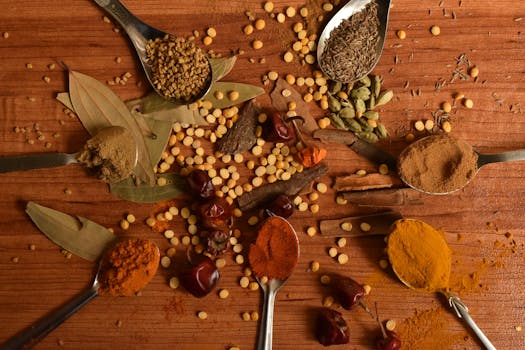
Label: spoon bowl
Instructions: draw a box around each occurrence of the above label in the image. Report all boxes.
[398,134,525,195]
[93,0,212,104]
[317,0,391,83]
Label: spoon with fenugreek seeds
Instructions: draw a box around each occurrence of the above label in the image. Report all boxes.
[93,0,212,104]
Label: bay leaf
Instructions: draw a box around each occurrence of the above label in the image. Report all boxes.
[202,81,265,109]
[270,79,317,136]
[56,92,74,110]
[110,173,186,203]
[26,202,118,262]
[138,113,173,168]
[126,95,207,125]
[68,71,155,185]
[209,55,237,82]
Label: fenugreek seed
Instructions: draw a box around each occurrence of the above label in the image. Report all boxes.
[328,247,338,258]
[320,275,331,285]
[338,253,349,264]
[203,36,213,45]
[252,40,263,49]
[430,25,441,35]
[169,277,180,289]
[197,311,208,320]
[414,120,425,131]
[323,295,334,307]
[306,226,317,237]
[396,29,407,39]
[386,319,397,331]
[463,98,474,108]
[161,256,171,268]
[442,120,452,133]
[283,51,294,63]
[43,76,51,84]
[360,222,372,232]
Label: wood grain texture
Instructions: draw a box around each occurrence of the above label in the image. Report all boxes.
[0,0,525,349]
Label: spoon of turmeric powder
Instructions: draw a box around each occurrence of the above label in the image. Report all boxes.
[248,215,300,350]
[386,218,497,350]
[2,238,160,350]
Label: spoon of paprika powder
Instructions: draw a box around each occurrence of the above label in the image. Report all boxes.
[248,215,300,350]
[2,238,160,350]
[386,218,497,350]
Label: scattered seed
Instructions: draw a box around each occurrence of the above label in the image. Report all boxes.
[396,30,406,39]
[430,25,441,35]
[337,253,349,264]
[463,98,474,108]
[386,319,397,331]
[197,311,208,320]
[360,222,372,232]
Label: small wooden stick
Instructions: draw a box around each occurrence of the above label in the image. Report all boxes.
[333,173,402,191]
[341,188,424,207]
[319,211,402,237]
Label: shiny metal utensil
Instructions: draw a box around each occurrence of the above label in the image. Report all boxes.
[255,216,300,350]
[92,0,212,104]
[398,135,525,195]
[0,152,80,173]
[1,264,101,350]
[317,0,391,83]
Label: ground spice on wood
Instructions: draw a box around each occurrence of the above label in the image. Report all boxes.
[248,216,299,280]
[319,0,380,82]
[397,135,478,194]
[98,238,160,296]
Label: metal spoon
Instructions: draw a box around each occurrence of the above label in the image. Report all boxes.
[0,126,138,176]
[398,135,525,195]
[254,217,300,350]
[316,0,391,83]
[92,0,212,104]
[387,218,497,350]
[1,262,102,350]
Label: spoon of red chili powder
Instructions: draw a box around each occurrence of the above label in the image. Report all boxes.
[248,215,300,350]
[2,238,159,350]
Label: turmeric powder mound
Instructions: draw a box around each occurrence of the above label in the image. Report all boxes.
[98,238,160,296]
[387,219,451,292]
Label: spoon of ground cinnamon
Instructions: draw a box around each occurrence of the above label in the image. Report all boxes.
[2,238,159,349]
[398,134,525,194]
[248,215,300,350]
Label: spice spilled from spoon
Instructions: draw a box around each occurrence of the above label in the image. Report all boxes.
[248,215,300,350]
[317,0,391,83]
[398,134,525,194]
[386,218,497,350]
[93,0,212,104]
[1,238,159,350]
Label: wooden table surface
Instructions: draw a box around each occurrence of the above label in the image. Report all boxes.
[1,0,525,349]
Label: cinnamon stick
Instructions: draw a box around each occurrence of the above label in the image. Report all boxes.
[237,162,329,211]
[342,188,424,207]
[319,211,403,237]
[333,173,402,191]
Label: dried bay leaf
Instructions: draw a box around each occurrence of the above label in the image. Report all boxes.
[56,92,74,110]
[209,55,237,82]
[126,94,207,125]
[110,173,186,203]
[26,202,118,262]
[68,71,155,185]
[203,81,264,109]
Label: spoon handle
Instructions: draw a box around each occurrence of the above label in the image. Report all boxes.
[478,149,525,167]
[257,286,276,350]
[447,293,497,350]
[1,287,98,350]
[0,152,78,173]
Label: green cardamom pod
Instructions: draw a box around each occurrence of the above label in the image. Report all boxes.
[340,98,352,107]
[329,81,342,94]
[357,118,373,132]
[375,123,388,139]
[368,94,376,110]
[372,75,382,98]
[328,95,341,112]
[375,89,394,107]
[354,98,366,117]
[345,82,354,95]
[363,111,379,120]
[346,119,362,133]
[339,106,356,119]
[330,113,347,130]
[351,86,371,101]
[358,131,379,143]
[359,75,371,87]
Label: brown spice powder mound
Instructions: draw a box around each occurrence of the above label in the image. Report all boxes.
[398,135,478,194]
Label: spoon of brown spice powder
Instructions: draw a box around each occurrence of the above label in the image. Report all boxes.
[2,238,159,350]
[93,0,212,104]
[317,0,391,83]
[398,134,525,194]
